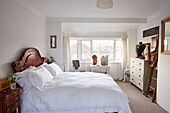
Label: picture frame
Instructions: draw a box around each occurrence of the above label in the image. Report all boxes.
[50,35,57,48]
[143,26,159,38]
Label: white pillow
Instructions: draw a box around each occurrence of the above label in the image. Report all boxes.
[15,67,36,91]
[36,63,48,69]
[28,67,54,90]
[44,63,62,77]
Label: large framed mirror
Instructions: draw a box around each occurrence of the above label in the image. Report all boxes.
[161,17,170,55]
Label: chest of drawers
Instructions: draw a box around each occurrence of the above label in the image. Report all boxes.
[130,58,151,93]
[0,88,21,113]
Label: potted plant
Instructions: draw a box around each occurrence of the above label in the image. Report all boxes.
[44,56,55,64]
[8,73,21,90]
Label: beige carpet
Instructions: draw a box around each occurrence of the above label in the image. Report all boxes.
[116,81,168,113]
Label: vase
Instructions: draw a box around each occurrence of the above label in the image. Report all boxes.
[93,58,97,65]
[10,82,16,90]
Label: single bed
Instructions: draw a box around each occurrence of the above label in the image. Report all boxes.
[11,48,132,113]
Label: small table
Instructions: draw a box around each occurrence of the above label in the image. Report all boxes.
[90,65,110,74]
[0,88,21,113]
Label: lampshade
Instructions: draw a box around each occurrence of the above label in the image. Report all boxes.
[96,0,113,9]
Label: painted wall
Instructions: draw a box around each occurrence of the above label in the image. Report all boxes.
[127,28,137,67]
[47,22,63,67]
[157,0,170,112]
[137,0,170,111]
[137,12,160,43]
[0,0,47,78]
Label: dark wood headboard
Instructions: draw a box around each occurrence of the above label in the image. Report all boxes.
[11,48,44,72]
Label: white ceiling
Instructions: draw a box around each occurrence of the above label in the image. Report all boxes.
[26,0,161,18]
[25,0,161,37]
[63,23,142,37]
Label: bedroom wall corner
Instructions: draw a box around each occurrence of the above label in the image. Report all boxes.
[0,0,47,78]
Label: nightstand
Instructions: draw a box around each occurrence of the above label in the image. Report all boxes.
[0,88,21,113]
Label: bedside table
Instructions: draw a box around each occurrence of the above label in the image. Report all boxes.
[0,88,21,113]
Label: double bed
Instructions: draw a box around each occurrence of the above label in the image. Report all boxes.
[11,48,131,113]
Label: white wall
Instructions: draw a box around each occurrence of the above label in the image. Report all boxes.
[137,1,170,111]
[0,0,47,78]
[127,28,137,67]
[157,0,170,112]
[137,12,160,43]
[47,22,63,66]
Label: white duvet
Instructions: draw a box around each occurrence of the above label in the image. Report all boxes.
[21,72,132,113]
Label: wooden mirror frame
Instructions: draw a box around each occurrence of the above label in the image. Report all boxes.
[161,16,170,55]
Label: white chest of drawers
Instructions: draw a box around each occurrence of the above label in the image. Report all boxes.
[130,57,151,93]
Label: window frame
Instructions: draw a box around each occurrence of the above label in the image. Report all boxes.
[70,37,121,62]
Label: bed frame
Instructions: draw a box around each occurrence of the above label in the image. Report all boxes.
[11,48,44,72]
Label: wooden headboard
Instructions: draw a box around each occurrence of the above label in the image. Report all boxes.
[11,48,44,72]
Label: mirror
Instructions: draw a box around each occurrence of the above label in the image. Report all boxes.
[161,17,170,55]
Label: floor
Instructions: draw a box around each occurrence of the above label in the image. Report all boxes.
[116,81,168,113]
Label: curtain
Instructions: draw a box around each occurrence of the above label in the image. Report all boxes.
[63,34,71,72]
[118,37,128,80]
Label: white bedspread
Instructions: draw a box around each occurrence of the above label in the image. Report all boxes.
[21,72,132,113]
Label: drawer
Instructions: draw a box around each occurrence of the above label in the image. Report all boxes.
[130,75,137,84]
[7,101,19,113]
[137,61,144,68]
[131,64,135,69]
[136,80,143,90]
[6,89,19,102]
[7,96,19,107]
[137,67,144,74]
[136,72,144,81]
[130,69,136,75]
[131,59,136,65]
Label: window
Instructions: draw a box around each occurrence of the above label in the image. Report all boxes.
[82,41,91,60]
[92,40,114,60]
[70,40,78,60]
[70,38,121,62]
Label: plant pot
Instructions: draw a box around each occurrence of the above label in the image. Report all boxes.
[10,82,16,90]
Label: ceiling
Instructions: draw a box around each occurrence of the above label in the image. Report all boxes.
[26,0,161,18]
[25,0,161,37]
[63,23,142,37]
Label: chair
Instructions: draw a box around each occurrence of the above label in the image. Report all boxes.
[72,60,80,71]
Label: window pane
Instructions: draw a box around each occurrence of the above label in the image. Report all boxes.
[115,40,121,60]
[92,40,114,60]
[70,40,78,60]
[82,41,91,60]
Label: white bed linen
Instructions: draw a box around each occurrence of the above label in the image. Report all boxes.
[21,72,131,113]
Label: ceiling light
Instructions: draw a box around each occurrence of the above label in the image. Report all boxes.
[96,0,113,9]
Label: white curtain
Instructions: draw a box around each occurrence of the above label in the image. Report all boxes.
[118,37,128,80]
[63,34,71,72]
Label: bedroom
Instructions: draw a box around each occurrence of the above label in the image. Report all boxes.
[0,0,170,113]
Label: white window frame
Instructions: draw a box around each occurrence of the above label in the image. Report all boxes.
[70,37,121,62]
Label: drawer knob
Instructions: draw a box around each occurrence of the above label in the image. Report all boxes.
[132,66,134,68]
[132,78,134,80]
[139,75,141,77]
[133,61,134,63]
[139,83,141,85]
[132,72,134,73]
[139,63,141,65]
[139,69,141,71]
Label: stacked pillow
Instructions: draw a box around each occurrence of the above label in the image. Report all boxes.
[15,63,62,91]
[44,63,62,77]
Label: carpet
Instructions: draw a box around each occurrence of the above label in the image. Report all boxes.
[116,81,168,113]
